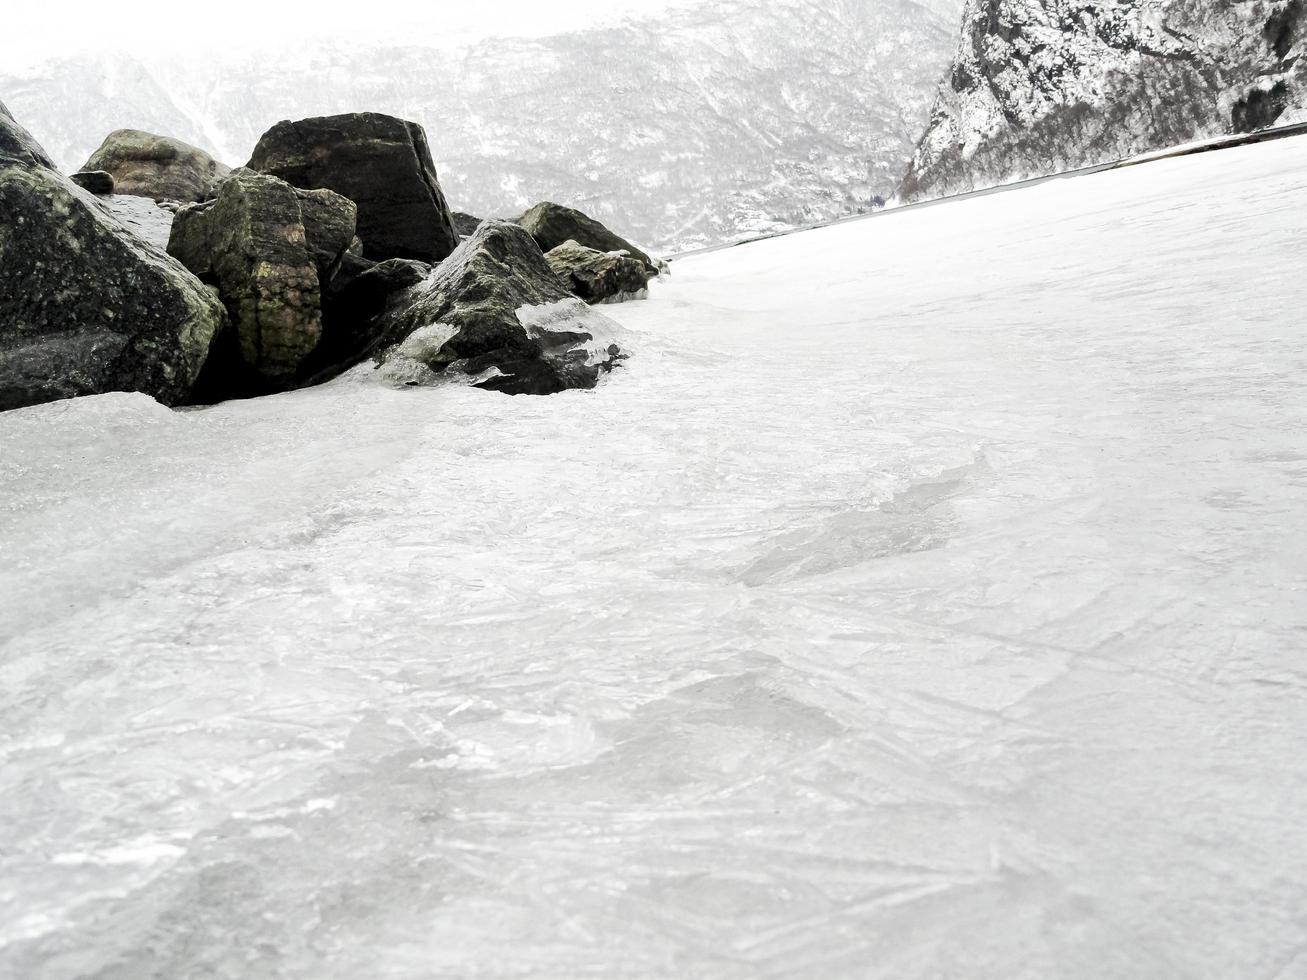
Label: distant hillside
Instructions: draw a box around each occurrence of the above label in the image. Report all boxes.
[1,0,960,255]
[898,0,1307,202]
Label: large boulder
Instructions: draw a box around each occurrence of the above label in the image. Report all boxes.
[545,240,653,304]
[247,113,460,263]
[167,169,357,386]
[81,129,230,203]
[0,112,225,412]
[366,221,626,395]
[515,202,659,274]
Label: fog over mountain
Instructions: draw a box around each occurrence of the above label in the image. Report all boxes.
[2,0,963,254]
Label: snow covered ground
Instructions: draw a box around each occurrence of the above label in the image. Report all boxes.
[3,135,1306,978]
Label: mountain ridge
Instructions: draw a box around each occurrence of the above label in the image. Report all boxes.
[898,0,1307,201]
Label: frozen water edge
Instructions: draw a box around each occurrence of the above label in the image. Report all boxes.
[2,136,1307,977]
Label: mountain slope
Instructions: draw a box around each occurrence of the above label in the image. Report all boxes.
[1,0,960,254]
[898,0,1307,201]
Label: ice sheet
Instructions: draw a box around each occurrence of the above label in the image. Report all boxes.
[2,136,1306,978]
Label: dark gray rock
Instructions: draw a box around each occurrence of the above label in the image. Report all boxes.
[369,221,625,395]
[0,100,57,169]
[82,129,230,203]
[329,258,430,322]
[452,211,482,238]
[247,112,459,263]
[308,258,432,376]
[166,169,356,386]
[0,110,225,412]
[70,170,115,194]
[294,186,359,280]
[325,251,376,296]
[515,202,659,274]
[545,240,652,304]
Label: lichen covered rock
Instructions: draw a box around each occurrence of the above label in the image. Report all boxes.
[167,169,357,385]
[515,201,660,275]
[545,240,653,304]
[82,129,230,203]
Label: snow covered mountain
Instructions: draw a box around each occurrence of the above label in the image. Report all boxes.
[4,131,1307,977]
[898,0,1307,201]
[0,0,961,254]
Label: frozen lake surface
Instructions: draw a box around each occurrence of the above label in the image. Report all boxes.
[2,137,1306,978]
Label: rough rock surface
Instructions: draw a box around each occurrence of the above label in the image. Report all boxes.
[167,170,356,385]
[247,112,459,263]
[369,221,624,395]
[0,112,224,411]
[307,258,432,377]
[452,211,482,238]
[0,100,57,169]
[82,129,230,203]
[516,202,659,274]
[70,170,114,194]
[545,240,652,305]
[899,0,1307,201]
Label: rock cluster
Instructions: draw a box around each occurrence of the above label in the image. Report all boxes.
[1,108,656,411]
[516,201,659,274]
[369,222,626,395]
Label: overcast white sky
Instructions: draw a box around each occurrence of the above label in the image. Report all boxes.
[1,0,688,68]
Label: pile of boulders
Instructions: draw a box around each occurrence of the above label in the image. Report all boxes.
[0,106,665,412]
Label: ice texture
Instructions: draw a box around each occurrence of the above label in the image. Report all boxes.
[2,135,1306,978]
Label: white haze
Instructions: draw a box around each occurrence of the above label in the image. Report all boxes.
[0,0,692,68]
